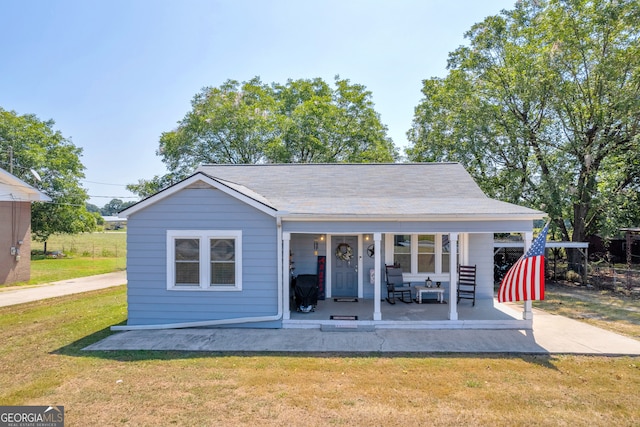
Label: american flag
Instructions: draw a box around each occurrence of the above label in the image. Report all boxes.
[498,222,549,303]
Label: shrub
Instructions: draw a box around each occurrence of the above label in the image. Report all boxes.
[566,270,582,283]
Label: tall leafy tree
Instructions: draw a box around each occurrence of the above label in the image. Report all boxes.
[407,0,640,244]
[128,76,397,198]
[270,77,396,163]
[0,108,95,250]
[100,198,136,216]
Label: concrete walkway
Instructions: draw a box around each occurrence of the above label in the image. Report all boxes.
[3,272,639,355]
[85,307,640,355]
[0,271,126,307]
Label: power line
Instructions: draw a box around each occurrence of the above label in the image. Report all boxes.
[81,179,130,187]
[1,161,139,188]
[89,195,139,199]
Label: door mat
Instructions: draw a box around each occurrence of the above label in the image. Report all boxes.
[330,315,358,320]
[334,298,358,302]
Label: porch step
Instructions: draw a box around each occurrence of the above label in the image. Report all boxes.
[321,324,376,332]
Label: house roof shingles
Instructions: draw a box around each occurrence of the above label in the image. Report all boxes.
[196,163,545,219]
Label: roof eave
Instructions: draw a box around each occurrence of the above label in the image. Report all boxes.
[277,212,547,222]
[119,172,277,218]
[0,168,51,202]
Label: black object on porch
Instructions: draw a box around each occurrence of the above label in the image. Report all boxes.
[457,265,477,306]
[385,265,413,304]
[294,274,319,313]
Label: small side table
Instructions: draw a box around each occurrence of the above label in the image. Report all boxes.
[414,286,445,303]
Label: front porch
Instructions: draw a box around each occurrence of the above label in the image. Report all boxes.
[284,297,529,330]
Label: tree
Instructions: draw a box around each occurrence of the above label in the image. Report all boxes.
[407,0,640,246]
[100,198,135,216]
[86,203,100,213]
[128,76,397,198]
[0,108,94,250]
[269,77,396,163]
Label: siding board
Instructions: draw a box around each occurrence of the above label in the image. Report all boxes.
[126,187,279,327]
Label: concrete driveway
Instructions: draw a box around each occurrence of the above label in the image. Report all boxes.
[0,271,126,307]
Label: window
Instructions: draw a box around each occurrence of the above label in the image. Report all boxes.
[441,234,450,273]
[175,238,200,286]
[393,235,411,269]
[417,235,435,273]
[388,233,455,275]
[210,238,236,286]
[167,230,242,291]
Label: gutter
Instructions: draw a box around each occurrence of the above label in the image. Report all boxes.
[111,216,284,331]
[278,213,547,222]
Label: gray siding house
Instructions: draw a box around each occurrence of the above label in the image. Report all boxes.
[117,163,545,331]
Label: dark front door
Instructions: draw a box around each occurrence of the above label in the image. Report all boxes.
[332,235,358,297]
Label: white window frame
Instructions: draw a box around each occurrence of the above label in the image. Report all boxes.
[166,230,242,291]
[387,233,449,275]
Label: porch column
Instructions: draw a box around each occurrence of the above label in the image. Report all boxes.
[282,232,291,320]
[373,232,382,321]
[448,232,459,320]
[523,231,533,320]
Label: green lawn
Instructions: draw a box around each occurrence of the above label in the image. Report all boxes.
[1,287,639,426]
[2,232,127,288]
[35,231,126,258]
[2,233,639,424]
[27,257,126,284]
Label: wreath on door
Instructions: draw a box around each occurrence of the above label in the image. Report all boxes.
[335,243,353,262]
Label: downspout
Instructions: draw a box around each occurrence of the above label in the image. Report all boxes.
[112,216,284,331]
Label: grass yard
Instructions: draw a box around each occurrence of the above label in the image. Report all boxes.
[25,258,125,284]
[2,233,127,288]
[40,231,127,259]
[1,287,639,426]
[535,283,640,340]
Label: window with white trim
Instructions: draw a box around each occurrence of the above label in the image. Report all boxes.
[167,230,242,291]
[417,234,435,273]
[442,234,451,273]
[391,234,456,274]
[393,235,411,269]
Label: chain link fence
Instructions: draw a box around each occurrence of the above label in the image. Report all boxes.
[494,246,640,296]
[590,265,640,292]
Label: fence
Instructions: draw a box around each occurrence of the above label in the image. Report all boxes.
[494,241,589,284]
[590,265,640,292]
[494,243,640,294]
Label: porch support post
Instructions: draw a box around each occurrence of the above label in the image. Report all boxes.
[373,232,382,321]
[282,232,291,320]
[448,232,459,320]
[523,231,533,320]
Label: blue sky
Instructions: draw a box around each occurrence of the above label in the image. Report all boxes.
[1,0,515,206]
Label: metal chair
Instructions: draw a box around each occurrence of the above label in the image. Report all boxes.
[385,264,413,304]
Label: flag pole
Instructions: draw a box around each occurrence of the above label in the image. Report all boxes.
[523,230,534,320]
[498,220,550,322]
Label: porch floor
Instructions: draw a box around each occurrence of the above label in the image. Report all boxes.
[286,297,527,329]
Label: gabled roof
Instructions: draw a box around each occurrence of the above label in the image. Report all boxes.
[119,173,278,218]
[122,163,545,220]
[0,167,51,202]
